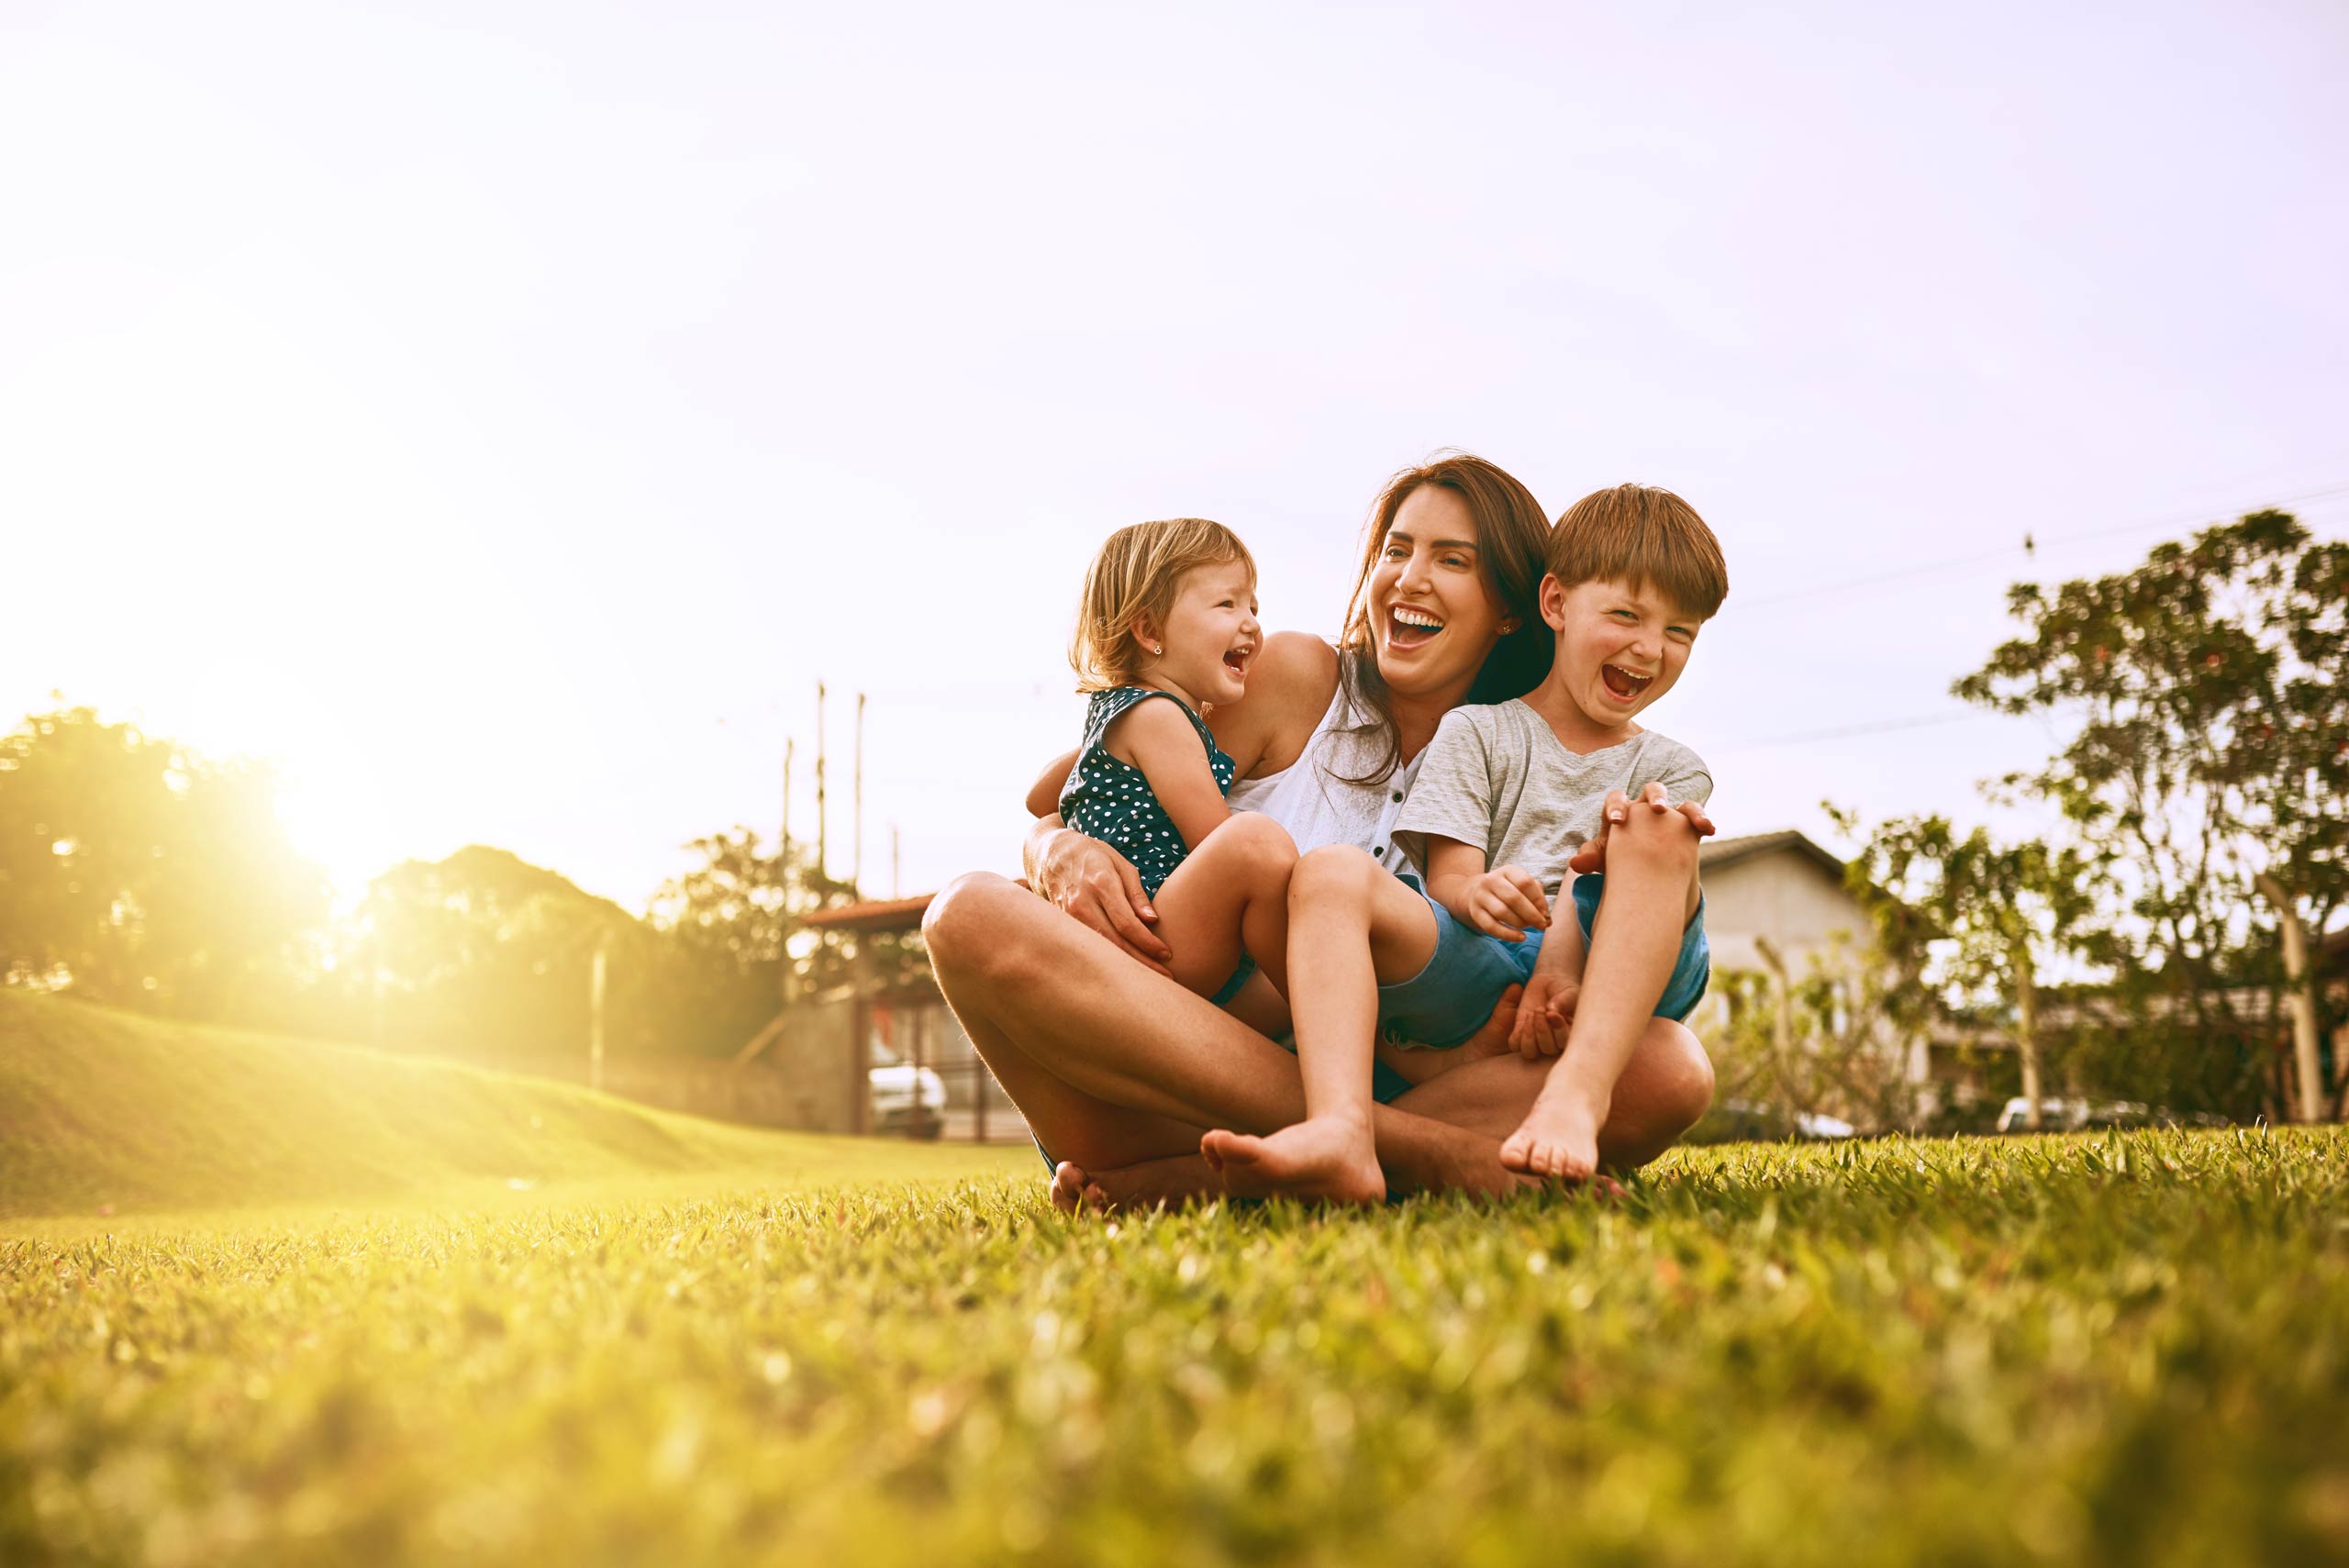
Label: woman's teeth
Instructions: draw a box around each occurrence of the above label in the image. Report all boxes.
[1388,606,1443,644]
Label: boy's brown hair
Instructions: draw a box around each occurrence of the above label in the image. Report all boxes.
[1069,517,1255,693]
[1548,484,1729,618]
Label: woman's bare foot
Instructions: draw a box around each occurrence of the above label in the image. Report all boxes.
[1499,1083,1608,1183]
[1048,1162,1107,1214]
[1200,1117,1386,1204]
[1051,1154,1224,1213]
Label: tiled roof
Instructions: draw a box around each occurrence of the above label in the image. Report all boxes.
[1698,829,1847,880]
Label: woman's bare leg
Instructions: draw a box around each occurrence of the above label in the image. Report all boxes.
[922,873,1520,1197]
[1394,1016,1714,1172]
[1199,846,1439,1203]
[924,872,1712,1207]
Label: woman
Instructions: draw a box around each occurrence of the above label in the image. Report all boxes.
[922,453,1716,1207]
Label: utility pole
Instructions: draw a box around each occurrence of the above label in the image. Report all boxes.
[853,691,866,892]
[780,738,796,1007]
[891,823,901,899]
[815,682,829,884]
[588,940,608,1092]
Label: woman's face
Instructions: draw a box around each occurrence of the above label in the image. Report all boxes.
[1366,484,1510,697]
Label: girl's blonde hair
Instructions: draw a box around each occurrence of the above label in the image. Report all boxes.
[1070,518,1256,693]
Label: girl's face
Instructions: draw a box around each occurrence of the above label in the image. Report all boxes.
[1141,558,1261,708]
[1367,484,1510,697]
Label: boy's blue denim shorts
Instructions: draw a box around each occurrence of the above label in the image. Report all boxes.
[1375,873,1710,1062]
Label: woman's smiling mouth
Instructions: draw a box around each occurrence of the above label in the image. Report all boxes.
[1386,604,1445,650]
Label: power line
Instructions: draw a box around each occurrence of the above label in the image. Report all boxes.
[1736,481,2349,615]
[1712,710,1984,754]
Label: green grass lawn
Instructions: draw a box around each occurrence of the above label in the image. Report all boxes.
[6,1116,2345,1566]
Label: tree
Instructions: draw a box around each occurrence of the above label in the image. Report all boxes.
[0,706,328,1023]
[1840,812,2106,1128]
[646,828,923,1023]
[349,844,649,1060]
[1706,931,1927,1134]
[1954,511,2347,1119]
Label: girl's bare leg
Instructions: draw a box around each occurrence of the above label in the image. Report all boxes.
[1148,812,1297,1015]
[1198,846,1441,1204]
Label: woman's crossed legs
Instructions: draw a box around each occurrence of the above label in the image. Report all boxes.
[921,871,1714,1211]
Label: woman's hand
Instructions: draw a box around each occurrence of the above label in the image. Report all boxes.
[1027,827,1174,975]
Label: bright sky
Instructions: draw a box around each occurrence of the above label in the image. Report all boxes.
[6,1,2346,911]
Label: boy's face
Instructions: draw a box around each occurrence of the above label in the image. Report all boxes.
[1541,574,1703,727]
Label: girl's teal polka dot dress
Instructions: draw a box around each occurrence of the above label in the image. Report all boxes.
[1058,686,1236,895]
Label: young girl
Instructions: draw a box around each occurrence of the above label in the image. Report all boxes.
[1058,518,1297,1032]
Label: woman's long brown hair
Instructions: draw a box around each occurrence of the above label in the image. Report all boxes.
[1333,452,1553,784]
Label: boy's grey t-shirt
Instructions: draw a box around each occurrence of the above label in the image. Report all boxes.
[1391,699,1712,895]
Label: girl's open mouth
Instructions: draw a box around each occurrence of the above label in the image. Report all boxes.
[1222,648,1250,678]
[1386,606,1444,650]
[1601,663,1653,700]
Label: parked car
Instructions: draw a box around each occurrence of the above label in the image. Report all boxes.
[1992,1097,2228,1134]
[1686,1097,1857,1144]
[868,1052,947,1138]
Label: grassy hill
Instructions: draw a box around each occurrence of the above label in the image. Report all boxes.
[0,992,1019,1221]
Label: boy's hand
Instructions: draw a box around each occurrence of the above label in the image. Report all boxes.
[1465,865,1549,941]
[1509,972,1577,1058]
[1568,784,1715,875]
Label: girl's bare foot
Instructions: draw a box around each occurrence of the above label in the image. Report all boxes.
[1499,1084,1608,1183]
[1200,1118,1386,1205]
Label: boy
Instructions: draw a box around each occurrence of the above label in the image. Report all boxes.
[1202,484,1726,1200]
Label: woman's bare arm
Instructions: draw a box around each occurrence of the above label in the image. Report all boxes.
[1202,631,1338,779]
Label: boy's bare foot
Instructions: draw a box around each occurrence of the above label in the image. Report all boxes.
[1201,1118,1386,1205]
[1499,1084,1609,1183]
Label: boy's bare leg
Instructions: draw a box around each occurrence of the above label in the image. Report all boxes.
[1201,846,1440,1204]
[1503,806,1703,1181]
[1149,812,1297,1004]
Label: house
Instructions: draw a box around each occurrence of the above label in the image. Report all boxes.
[1685,828,1932,1089]
[1696,829,1872,980]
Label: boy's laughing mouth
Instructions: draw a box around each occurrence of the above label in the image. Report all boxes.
[1600,663,1654,700]
[1386,604,1444,650]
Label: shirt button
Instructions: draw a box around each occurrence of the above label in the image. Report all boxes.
[1390,791,1403,802]
[1373,846,1385,857]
